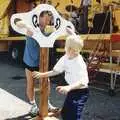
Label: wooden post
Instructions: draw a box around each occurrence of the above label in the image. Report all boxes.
[36,47,49,119]
[36,48,60,120]
[40,48,49,117]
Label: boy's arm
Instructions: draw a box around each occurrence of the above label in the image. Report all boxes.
[15,20,33,36]
[32,70,60,79]
[56,81,86,95]
[15,20,27,29]
[68,81,86,90]
[66,27,76,36]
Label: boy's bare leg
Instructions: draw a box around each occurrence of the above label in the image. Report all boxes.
[25,70,58,115]
[25,68,35,102]
[25,68,39,116]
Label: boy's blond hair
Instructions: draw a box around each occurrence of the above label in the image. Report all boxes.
[65,35,84,53]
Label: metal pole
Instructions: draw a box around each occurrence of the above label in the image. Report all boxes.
[109,5,114,90]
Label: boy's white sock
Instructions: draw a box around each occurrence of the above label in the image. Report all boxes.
[48,99,55,109]
[30,99,36,105]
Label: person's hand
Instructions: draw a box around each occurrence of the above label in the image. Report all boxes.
[16,21,33,36]
[56,85,71,95]
[26,29,33,36]
[66,26,75,35]
[16,21,26,28]
[32,71,41,79]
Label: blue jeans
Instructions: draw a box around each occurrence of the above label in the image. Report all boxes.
[61,88,89,120]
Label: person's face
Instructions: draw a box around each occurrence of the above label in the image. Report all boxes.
[65,47,77,59]
[39,14,50,29]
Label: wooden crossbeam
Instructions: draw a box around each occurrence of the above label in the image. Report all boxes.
[100,62,120,71]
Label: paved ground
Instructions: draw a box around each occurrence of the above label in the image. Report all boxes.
[0,52,120,120]
[0,88,31,120]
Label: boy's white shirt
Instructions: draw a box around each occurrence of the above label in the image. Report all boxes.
[53,54,89,88]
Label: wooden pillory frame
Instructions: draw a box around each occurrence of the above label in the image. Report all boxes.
[10,1,74,119]
[36,2,59,120]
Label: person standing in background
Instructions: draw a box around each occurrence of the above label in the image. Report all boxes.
[79,0,91,33]
[15,3,57,117]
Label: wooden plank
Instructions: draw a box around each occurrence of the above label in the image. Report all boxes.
[58,34,111,40]
[1,33,120,41]
[112,50,120,57]
[112,42,120,50]
[0,33,115,41]
[100,62,120,71]
[0,41,9,51]
[83,34,111,40]
[0,36,25,41]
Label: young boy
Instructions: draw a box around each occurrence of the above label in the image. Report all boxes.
[32,27,89,119]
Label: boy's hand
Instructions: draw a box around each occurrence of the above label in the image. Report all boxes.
[26,29,33,36]
[66,26,75,35]
[16,21,26,28]
[16,21,33,36]
[56,85,71,95]
[32,71,41,79]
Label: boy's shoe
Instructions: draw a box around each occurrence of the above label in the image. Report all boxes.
[29,103,39,117]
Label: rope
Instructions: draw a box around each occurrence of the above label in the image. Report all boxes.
[86,9,112,81]
[88,11,110,64]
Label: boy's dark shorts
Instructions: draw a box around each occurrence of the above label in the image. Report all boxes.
[61,88,89,120]
[23,62,39,71]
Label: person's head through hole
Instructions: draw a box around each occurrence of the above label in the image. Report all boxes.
[39,11,53,31]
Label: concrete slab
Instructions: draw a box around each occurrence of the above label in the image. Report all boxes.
[0,88,31,120]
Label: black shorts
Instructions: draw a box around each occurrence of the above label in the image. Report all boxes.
[23,62,39,71]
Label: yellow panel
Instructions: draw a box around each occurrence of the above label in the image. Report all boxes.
[113,9,120,29]
[0,0,11,17]
[0,16,9,37]
[0,0,11,37]
[51,0,80,14]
